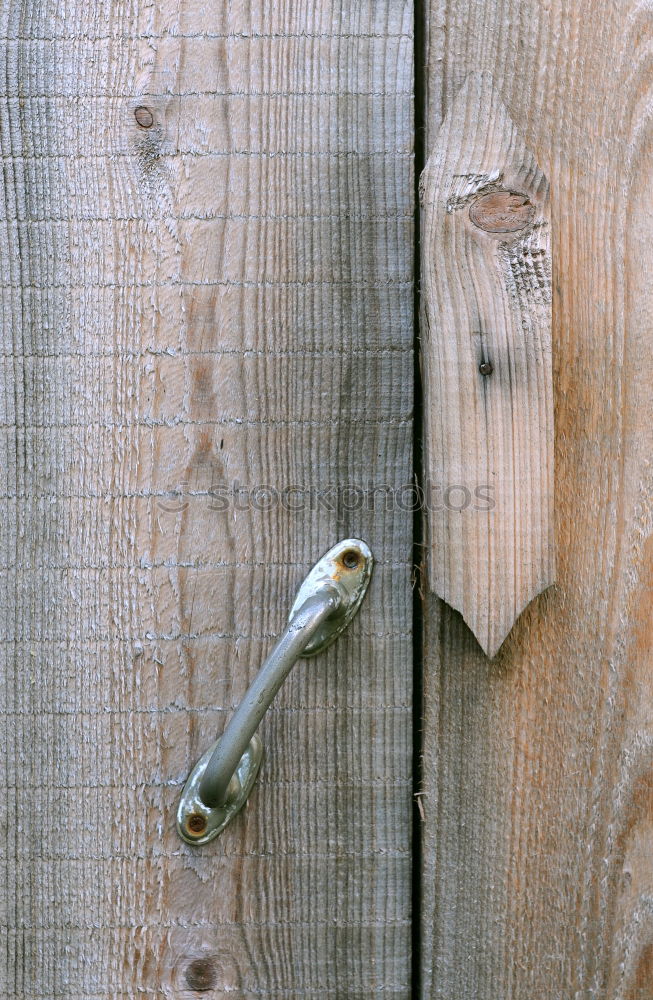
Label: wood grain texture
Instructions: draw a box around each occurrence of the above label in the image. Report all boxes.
[420,72,554,657]
[0,2,414,997]
[421,2,653,998]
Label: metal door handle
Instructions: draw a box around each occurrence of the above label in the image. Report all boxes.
[177,538,373,844]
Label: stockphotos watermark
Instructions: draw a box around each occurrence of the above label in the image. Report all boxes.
[157,479,495,516]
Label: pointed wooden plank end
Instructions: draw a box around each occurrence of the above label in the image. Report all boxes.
[420,73,555,658]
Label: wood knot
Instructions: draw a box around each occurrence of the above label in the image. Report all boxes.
[134,105,154,128]
[469,191,534,233]
[185,956,218,992]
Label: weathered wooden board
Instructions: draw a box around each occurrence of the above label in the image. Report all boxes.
[0,2,414,997]
[420,2,653,998]
[420,72,554,657]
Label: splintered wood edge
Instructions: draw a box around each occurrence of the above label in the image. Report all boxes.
[420,72,555,657]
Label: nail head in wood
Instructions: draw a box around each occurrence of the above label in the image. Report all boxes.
[479,361,494,376]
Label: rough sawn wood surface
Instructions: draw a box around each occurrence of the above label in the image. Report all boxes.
[420,3,653,998]
[0,2,414,996]
[421,72,554,658]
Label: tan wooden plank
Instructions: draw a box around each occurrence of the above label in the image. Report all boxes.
[420,2,653,997]
[420,71,554,656]
[0,1,413,996]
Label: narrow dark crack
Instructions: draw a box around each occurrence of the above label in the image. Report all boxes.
[411,1,427,996]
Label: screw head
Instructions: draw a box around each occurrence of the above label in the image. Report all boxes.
[479,361,494,376]
[186,813,208,835]
[341,548,361,570]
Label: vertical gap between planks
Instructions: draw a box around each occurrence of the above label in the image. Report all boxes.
[412,0,427,994]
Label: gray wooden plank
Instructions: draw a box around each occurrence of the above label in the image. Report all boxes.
[0,1,414,995]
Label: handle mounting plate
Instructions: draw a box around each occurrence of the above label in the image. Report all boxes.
[177,735,263,845]
[292,538,373,655]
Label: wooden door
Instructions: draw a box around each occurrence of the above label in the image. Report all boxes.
[1,1,414,996]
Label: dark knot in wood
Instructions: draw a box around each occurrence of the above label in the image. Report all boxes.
[134,105,154,128]
[469,191,534,233]
[185,956,218,991]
